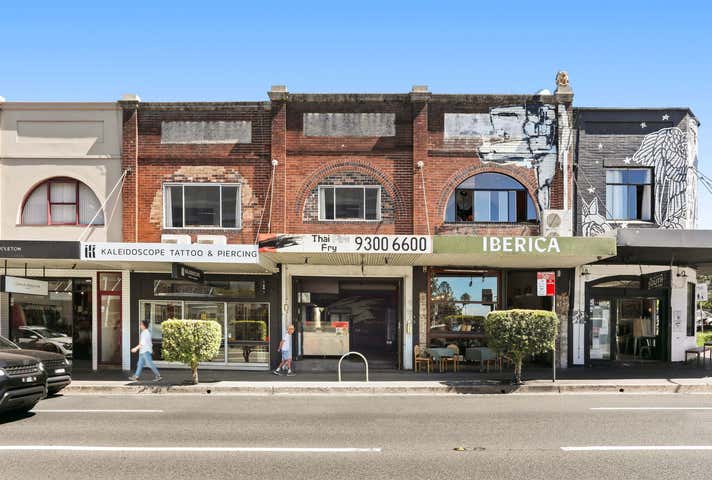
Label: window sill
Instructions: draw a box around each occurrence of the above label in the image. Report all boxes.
[606,220,655,225]
[443,221,538,225]
[162,227,243,231]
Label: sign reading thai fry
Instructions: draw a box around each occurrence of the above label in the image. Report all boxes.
[80,242,259,263]
[258,234,432,254]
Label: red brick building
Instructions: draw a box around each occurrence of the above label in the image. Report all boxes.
[118,78,604,372]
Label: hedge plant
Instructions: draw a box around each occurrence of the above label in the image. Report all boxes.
[161,319,222,384]
[485,309,558,384]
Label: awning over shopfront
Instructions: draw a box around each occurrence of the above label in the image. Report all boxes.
[0,241,278,274]
[600,229,712,274]
[258,234,617,269]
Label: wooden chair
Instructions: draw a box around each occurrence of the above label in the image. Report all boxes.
[441,344,460,372]
[414,345,432,373]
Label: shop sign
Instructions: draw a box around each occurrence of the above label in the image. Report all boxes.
[482,236,560,254]
[80,242,259,264]
[171,263,204,283]
[258,234,432,254]
[697,283,709,302]
[1,276,49,296]
[537,272,555,296]
[642,271,670,290]
[0,241,79,259]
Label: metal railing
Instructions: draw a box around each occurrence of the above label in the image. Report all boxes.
[337,351,369,382]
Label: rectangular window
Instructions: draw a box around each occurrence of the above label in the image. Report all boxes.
[139,300,269,366]
[605,169,652,221]
[163,183,241,229]
[430,273,499,339]
[318,186,380,221]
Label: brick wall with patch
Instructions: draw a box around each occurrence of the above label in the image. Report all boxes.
[120,101,272,243]
[574,108,699,236]
[269,93,414,235]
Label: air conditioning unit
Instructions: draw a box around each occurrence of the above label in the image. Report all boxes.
[160,234,192,244]
[541,209,573,237]
[196,235,227,245]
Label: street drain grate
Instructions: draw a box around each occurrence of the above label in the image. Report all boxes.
[453,447,486,452]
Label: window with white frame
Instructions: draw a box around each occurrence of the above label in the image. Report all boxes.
[318,186,381,221]
[164,183,241,229]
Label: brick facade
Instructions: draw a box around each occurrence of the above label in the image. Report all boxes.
[122,89,576,241]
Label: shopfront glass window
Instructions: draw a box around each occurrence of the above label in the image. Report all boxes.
[227,303,270,364]
[140,300,269,366]
[9,278,92,363]
[430,274,498,343]
[163,183,241,229]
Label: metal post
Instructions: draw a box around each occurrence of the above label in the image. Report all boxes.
[552,294,557,383]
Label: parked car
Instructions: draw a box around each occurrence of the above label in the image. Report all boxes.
[0,336,71,395]
[15,325,72,359]
[0,352,46,414]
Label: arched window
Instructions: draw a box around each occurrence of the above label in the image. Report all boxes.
[21,178,104,226]
[445,173,537,223]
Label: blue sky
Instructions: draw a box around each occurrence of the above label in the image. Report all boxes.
[2,1,710,227]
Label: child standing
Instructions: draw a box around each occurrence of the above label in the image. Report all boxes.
[273,324,295,376]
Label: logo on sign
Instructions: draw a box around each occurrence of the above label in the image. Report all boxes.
[84,244,96,259]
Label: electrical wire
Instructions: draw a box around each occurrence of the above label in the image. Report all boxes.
[78,169,128,242]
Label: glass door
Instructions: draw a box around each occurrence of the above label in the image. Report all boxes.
[589,298,612,361]
[97,273,122,365]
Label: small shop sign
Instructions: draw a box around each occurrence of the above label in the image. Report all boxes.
[641,271,670,290]
[80,242,259,264]
[1,276,49,296]
[258,234,432,254]
[537,271,556,296]
[697,283,709,302]
[171,263,204,283]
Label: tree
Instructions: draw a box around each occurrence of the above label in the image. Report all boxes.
[161,320,222,384]
[485,309,558,384]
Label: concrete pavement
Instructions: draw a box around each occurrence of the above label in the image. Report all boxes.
[3,394,712,479]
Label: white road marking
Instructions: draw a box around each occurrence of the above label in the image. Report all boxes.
[33,409,164,413]
[562,446,712,451]
[0,445,381,453]
[590,407,712,411]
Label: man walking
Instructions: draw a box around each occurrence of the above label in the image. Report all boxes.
[273,324,295,376]
[129,320,162,382]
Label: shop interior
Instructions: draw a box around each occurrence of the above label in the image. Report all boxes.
[294,277,400,368]
[9,277,92,369]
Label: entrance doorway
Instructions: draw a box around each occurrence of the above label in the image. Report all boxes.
[9,277,92,370]
[294,277,400,368]
[586,276,668,364]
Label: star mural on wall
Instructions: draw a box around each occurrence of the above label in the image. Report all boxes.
[640,122,647,129]
[619,222,629,229]
[587,186,596,194]
[662,114,670,121]
[624,157,632,164]
[597,143,603,150]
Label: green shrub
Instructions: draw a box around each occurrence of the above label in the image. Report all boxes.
[161,319,222,384]
[485,309,558,384]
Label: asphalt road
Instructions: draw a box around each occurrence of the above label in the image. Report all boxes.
[3,393,712,479]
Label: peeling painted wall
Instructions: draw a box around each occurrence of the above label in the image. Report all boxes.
[443,104,558,209]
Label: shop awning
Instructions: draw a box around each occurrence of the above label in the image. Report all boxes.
[258,234,617,269]
[599,229,712,274]
[0,240,278,274]
[423,235,617,269]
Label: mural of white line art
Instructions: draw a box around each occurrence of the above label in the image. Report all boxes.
[581,125,697,236]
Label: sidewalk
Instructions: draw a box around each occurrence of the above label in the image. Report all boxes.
[64,363,712,395]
